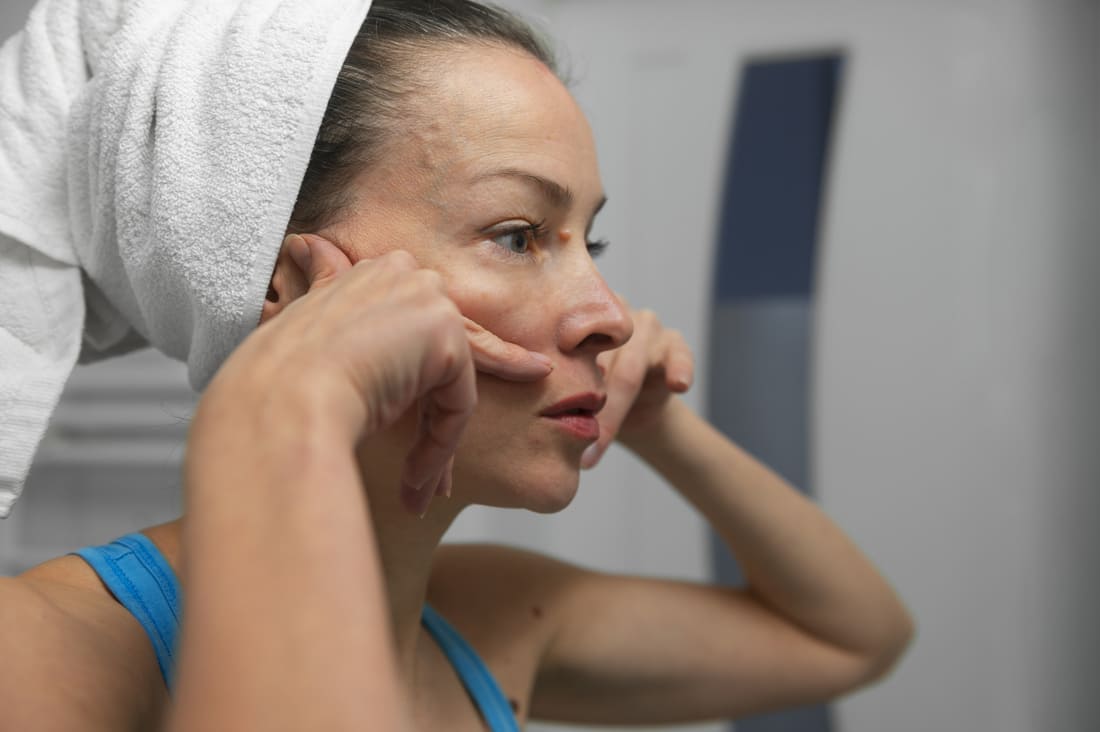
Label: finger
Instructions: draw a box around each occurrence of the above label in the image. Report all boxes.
[401,388,471,499]
[401,476,435,517]
[582,343,647,470]
[292,233,354,289]
[400,339,477,513]
[664,332,695,393]
[465,317,552,381]
[434,455,455,499]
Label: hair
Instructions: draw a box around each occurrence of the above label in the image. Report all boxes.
[288,0,560,233]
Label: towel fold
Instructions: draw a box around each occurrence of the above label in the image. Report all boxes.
[0,0,373,517]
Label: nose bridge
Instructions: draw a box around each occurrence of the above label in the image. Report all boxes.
[556,254,632,353]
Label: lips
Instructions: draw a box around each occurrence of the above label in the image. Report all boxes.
[539,392,608,418]
[540,393,605,443]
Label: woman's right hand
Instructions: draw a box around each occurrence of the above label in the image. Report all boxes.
[205,233,553,515]
[205,234,479,516]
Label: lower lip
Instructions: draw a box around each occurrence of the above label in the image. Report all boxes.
[544,414,600,441]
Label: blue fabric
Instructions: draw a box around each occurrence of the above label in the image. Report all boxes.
[421,604,520,732]
[73,533,181,686]
[73,533,518,731]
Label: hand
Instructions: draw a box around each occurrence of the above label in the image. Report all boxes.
[216,233,552,517]
[581,307,694,469]
[281,234,554,381]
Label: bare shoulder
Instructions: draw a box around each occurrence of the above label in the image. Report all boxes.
[0,560,167,730]
[430,542,587,613]
[427,543,592,669]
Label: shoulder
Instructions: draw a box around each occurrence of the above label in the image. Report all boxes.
[429,542,593,616]
[427,543,596,665]
[0,553,168,729]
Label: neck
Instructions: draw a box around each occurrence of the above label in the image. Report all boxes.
[362,469,466,680]
[158,425,468,690]
[353,418,472,689]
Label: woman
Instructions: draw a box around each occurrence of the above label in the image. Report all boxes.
[0,1,913,730]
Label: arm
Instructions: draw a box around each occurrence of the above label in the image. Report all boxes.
[530,312,913,725]
[0,234,542,732]
[166,239,477,731]
[165,388,409,731]
[631,399,914,672]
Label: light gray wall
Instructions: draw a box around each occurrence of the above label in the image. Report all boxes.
[527,1,1099,731]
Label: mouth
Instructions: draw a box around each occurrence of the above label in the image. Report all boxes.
[539,392,608,419]
[540,393,606,442]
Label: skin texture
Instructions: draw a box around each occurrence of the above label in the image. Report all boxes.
[0,42,914,732]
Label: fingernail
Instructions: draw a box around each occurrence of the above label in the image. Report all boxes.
[530,352,553,370]
[581,444,600,469]
[285,234,311,273]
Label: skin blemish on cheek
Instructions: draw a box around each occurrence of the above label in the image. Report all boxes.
[531,605,543,619]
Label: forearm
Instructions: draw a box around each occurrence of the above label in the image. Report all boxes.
[165,384,409,731]
[626,399,913,668]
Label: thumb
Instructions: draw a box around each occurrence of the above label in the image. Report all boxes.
[288,233,354,289]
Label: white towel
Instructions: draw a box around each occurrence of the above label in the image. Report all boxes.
[0,0,373,517]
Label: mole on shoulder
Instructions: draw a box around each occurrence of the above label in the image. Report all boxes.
[531,605,543,619]
[509,698,521,715]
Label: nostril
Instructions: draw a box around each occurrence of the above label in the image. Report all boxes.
[577,332,614,351]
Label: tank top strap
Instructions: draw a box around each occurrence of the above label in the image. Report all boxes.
[72,532,180,687]
[421,604,520,732]
[72,532,519,732]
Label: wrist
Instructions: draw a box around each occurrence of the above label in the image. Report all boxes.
[189,366,359,484]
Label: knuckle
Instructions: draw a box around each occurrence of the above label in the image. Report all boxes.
[413,268,445,291]
[386,249,418,269]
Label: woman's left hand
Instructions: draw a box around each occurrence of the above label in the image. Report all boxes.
[582,307,695,468]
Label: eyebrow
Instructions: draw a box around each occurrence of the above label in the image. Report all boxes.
[473,168,608,220]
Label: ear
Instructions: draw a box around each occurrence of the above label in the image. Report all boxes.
[260,237,311,325]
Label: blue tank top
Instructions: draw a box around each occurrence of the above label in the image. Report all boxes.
[73,532,520,731]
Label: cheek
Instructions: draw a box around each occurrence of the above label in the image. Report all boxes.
[446,269,556,350]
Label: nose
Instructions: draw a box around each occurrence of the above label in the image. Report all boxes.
[557,262,633,356]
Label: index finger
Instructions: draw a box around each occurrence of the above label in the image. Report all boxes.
[465,316,553,381]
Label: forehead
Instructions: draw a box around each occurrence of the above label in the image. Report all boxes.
[394,43,600,191]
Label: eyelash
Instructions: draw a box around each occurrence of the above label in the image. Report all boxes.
[488,221,611,259]
[586,238,610,258]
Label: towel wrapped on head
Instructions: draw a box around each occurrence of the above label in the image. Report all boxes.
[0,0,373,517]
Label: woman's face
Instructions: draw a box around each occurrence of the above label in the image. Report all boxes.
[326,44,632,513]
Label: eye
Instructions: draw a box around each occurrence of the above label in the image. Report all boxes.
[492,227,535,254]
[488,220,548,255]
[586,238,610,258]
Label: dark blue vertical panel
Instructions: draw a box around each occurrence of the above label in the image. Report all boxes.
[707,55,844,732]
[714,57,841,301]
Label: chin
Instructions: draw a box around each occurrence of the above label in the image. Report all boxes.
[453,450,582,514]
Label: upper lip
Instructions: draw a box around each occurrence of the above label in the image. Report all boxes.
[540,392,607,417]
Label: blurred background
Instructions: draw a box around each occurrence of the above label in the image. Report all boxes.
[1,1,1097,731]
